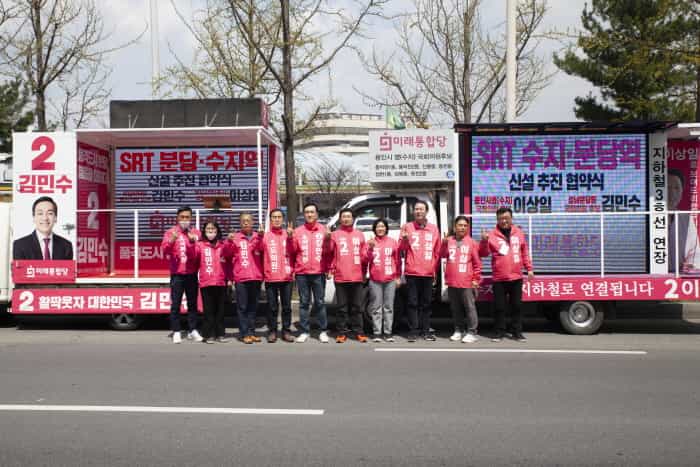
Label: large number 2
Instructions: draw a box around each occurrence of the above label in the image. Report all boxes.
[18,291,34,312]
[87,192,99,229]
[31,136,56,170]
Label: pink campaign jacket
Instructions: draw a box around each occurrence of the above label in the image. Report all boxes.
[195,240,233,288]
[399,221,441,277]
[230,232,264,283]
[328,226,367,283]
[479,225,533,282]
[440,235,482,288]
[161,226,201,275]
[292,222,328,275]
[262,227,295,283]
[365,235,401,283]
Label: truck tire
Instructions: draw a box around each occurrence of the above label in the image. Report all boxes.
[108,313,144,331]
[558,301,604,335]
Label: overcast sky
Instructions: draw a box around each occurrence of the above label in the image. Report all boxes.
[102,0,594,126]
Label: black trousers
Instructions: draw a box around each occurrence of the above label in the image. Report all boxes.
[335,282,364,335]
[169,273,199,332]
[406,275,433,335]
[493,279,523,334]
[201,285,226,339]
[266,281,293,332]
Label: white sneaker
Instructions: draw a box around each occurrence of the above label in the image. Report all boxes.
[462,333,479,343]
[188,330,203,342]
[319,331,329,343]
[384,335,395,343]
[372,336,383,343]
[172,332,182,344]
[449,331,463,342]
[295,333,309,343]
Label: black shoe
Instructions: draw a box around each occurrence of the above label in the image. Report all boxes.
[407,334,417,343]
[491,332,505,342]
[423,333,437,341]
[511,332,527,342]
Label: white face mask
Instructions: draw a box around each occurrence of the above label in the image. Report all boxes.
[205,232,217,241]
[179,221,191,231]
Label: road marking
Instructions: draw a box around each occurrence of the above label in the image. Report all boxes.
[0,405,324,415]
[374,348,647,355]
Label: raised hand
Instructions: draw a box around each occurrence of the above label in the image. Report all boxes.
[480,228,489,241]
[367,237,376,249]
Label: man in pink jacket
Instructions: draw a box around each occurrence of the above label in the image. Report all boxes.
[262,208,296,343]
[440,216,482,343]
[399,200,441,342]
[328,208,368,343]
[479,207,534,342]
[289,203,330,343]
[161,206,202,344]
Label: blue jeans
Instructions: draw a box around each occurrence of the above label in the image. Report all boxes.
[296,274,327,333]
[169,273,199,332]
[236,281,261,337]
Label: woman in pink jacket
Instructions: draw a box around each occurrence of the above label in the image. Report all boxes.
[195,221,233,343]
[366,218,401,343]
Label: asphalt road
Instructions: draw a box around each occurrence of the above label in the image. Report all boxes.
[0,319,699,466]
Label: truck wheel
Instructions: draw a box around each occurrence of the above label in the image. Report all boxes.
[559,301,604,335]
[109,313,143,331]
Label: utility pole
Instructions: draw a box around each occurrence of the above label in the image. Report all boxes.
[505,0,517,122]
[149,0,160,98]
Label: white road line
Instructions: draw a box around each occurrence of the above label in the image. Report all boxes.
[0,405,324,415]
[374,348,647,355]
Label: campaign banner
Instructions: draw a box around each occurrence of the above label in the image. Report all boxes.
[76,142,110,276]
[667,140,700,274]
[11,288,204,314]
[12,260,76,283]
[475,276,700,302]
[470,133,647,274]
[369,129,455,182]
[114,146,269,272]
[12,132,77,269]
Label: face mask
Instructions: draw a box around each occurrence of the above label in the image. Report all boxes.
[206,232,217,241]
[179,221,190,231]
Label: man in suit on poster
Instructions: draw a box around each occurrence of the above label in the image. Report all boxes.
[13,196,73,261]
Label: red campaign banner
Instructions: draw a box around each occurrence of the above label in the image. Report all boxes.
[11,288,204,315]
[77,142,111,276]
[667,140,700,274]
[114,240,168,273]
[475,276,700,302]
[12,260,76,284]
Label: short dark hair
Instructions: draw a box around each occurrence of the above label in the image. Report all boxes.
[454,215,469,225]
[496,207,513,217]
[269,208,284,219]
[32,196,57,216]
[414,200,429,212]
[668,169,685,187]
[177,206,192,216]
[302,202,319,213]
[339,208,354,218]
[203,221,222,241]
[372,218,389,235]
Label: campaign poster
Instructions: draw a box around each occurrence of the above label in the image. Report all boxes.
[667,140,700,274]
[76,142,111,276]
[12,133,77,279]
[114,146,269,273]
[470,133,647,274]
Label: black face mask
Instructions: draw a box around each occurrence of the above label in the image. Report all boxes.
[498,226,512,239]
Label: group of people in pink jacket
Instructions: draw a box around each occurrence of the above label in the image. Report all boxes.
[162,202,533,345]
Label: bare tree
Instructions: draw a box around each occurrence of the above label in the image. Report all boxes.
[304,156,362,213]
[0,0,141,130]
[358,0,553,126]
[227,0,386,221]
[163,0,279,102]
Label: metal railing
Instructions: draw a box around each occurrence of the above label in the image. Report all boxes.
[75,207,267,279]
[463,210,700,279]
